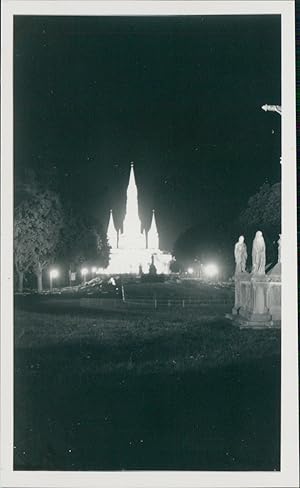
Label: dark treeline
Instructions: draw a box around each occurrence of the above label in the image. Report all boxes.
[14,170,110,293]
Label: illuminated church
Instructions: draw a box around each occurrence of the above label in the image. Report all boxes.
[103,163,172,275]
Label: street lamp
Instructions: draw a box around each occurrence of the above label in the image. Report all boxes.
[203,263,219,280]
[81,268,88,283]
[261,104,282,116]
[261,104,282,164]
[49,269,59,291]
[187,267,194,275]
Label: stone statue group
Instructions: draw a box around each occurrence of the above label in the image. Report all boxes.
[234,231,281,275]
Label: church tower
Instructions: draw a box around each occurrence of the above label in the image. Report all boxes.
[147,209,159,250]
[118,163,146,249]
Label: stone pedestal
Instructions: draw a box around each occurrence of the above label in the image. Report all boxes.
[227,273,275,329]
[238,275,272,327]
[266,263,281,324]
[226,232,281,329]
[232,272,249,315]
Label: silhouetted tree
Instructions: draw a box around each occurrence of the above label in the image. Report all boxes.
[14,205,35,292]
[95,226,110,268]
[239,182,281,263]
[14,190,64,292]
[58,209,110,277]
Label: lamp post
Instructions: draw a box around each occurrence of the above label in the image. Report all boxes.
[261,104,282,116]
[81,268,88,284]
[203,263,219,281]
[49,269,59,292]
[261,104,282,164]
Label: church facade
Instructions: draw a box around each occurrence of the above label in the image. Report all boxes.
[102,163,172,275]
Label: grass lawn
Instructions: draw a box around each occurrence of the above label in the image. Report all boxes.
[14,295,281,471]
[122,280,234,300]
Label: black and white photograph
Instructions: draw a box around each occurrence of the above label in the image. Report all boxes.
[1,1,298,487]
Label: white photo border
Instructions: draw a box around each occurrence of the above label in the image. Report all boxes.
[1,1,298,487]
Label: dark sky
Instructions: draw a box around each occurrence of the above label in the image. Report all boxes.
[14,15,281,250]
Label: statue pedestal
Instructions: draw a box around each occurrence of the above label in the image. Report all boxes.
[232,272,249,315]
[266,263,281,325]
[238,274,272,328]
[227,273,273,329]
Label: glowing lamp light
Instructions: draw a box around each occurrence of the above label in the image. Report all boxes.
[49,268,59,291]
[203,263,218,278]
[49,269,59,279]
[91,267,97,273]
[187,267,194,275]
[81,268,88,276]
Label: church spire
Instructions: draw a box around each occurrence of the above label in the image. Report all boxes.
[107,209,117,248]
[127,162,137,192]
[122,162,142,237]
[147,209,159,250]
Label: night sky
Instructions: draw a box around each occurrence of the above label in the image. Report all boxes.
[14,15,281,251]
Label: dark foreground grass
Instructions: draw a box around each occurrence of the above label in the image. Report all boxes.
[14,298,281,471]
[122,280,234,300]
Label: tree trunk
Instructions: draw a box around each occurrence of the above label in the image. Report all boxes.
[36,263,43,292]
[18,271,24,293]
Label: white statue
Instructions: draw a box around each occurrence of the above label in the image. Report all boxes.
[234,235,247,273]
[252,231,266,275]
[277,234,281,263]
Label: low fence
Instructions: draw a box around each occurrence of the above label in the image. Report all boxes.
[125,297,231,308]
[80,296,232,311]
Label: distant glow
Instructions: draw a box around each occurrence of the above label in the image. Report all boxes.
[187,267,194,275]
[104,164,172,274]
[203,263,218,278]
[91,267,97,273]
[81,268,88,276]
[49,269,59,279]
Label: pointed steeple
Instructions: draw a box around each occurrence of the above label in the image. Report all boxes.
[107,209,117,248]
[127,162,137,196]
[122,162,142,238]
[147,209,159,250]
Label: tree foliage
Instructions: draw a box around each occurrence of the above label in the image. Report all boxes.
[14,207,36,274]
[95,226,110,268]
[239,183,281,235]
[58,209,110,271]
[239,182,281,263]
[14,190,64,290]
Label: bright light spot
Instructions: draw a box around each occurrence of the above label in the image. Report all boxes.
[187,267,194,274]
[50,269,59,279]
[203,263,218,277]
[91,267,97,273]
[81,268,88,276]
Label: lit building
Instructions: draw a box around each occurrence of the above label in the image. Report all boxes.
[102,163,172,274]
